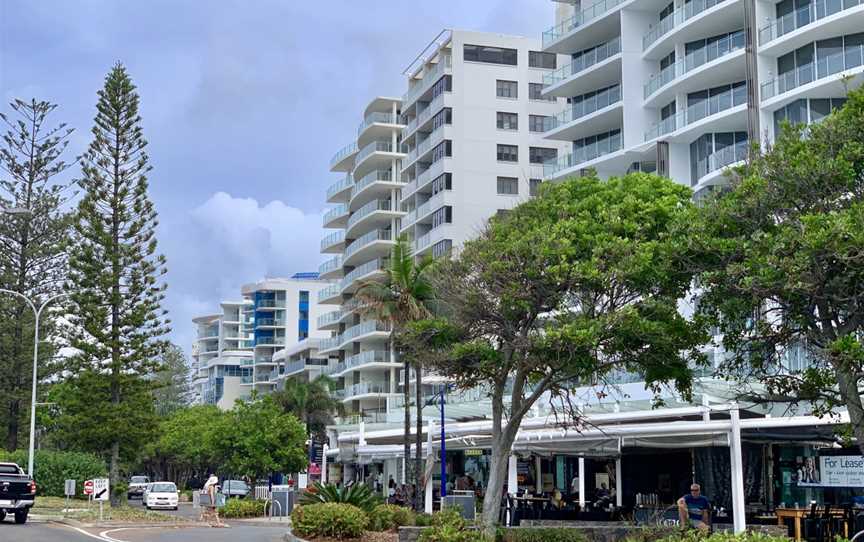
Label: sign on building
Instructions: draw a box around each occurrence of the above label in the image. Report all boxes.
[798,455,864,487]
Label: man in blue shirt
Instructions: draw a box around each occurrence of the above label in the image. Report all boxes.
[677,483,711,531]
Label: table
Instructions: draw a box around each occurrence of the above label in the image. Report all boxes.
[775,507,849,541]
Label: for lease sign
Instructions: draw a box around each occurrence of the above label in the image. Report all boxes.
[820,456,864,487]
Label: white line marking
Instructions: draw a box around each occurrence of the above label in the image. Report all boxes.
[57,524,114,541]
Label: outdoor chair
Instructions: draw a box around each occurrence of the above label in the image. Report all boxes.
[803,503,830,542]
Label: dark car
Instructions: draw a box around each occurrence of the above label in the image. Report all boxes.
[0,462,36,524]
[221,480,250,498]
[127,475,151,499]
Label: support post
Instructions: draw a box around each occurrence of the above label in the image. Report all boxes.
[358,421,366,447]
[578,457,586,509]
[730,403,746,534]
[425,422,434,514]
[702,394,711,422]
[440,389,446,498]
[508,454,518,495]
[535,455,542,494]
[322,444,329,484]
[615,457,623,507]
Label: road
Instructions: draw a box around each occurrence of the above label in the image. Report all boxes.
[0,520,288,541]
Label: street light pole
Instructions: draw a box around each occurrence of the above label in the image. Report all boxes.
[0,289,69,477]
[439,386,446,498]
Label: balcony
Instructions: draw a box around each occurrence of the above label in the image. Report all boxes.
[542,37,621,99]
[358,112,401,137]
[255,336,285,347]
[255,317,285,328]
[354,141,405,178]
[318,256,343,279]
[643,31,745,102]
[643,0,739,54]
[350,170,401,207]
[341,382,393,401]
[317,310,344,330]
[693,141,749,186]
[330,141,358,172]
[341,320,391,345]
[404,125,446,168]
[644,85,747,141]
[343,350,398,373]
[320,230,346,254]
[343,229,393,267]
[759,0,864,46]
[403,93,446,139]
[318,335,341,354]
[401,159,447,201]
[541,0,624,53]
[326,174,354,204]
[543,133,624,179]
[323,204,349,229]
[543,85,622,141]
[317,283,342,305]
[256,299,286,309]
[402,55,452,109]
[760,45,864,104]
[346,199,400,237]
[340,257,385,293]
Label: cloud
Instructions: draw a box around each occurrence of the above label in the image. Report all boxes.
[161,192,325,354]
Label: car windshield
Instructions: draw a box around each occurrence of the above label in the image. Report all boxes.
[151,483,176,492]
[131,476,149,483]
[227,481,247,489]
[0,464,22,475]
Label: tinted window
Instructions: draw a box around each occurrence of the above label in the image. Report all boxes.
[497,144,518,162]
[0,464,22,475]
[496,80,518,98]
[131,476,149,483]
[529,51,557,69]
[464,44,518,65]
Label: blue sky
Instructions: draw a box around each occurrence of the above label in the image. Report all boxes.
[0,0,553,353]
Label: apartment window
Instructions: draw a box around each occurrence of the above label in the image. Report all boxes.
[432,239,452,259]
[660,101,676,121]
[689,132,748,186]
[431,172,452,195]
[660,50,676,71]
[529,146,557,165]
[773,97,847,135]
[431,75,453,99]
[685,30,745,65]
[497,176,519,195]
[496,209,512,219]
[497,111,518,130]
[529,115,548,133]
[497,144,518,162]
[686,81,747,122]
[497,80,518,98]
[431,206,452,228]
[431,140,452,163]
[432,107,453,130]
[529,51,557,69]
[529,178,542,197]
[464,44,518,65]
[529,83,555,102]
[659,1,674,19]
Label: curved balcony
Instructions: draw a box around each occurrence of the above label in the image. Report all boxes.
[644,85,747,142]
[541,0,625,53]
[760,45,864,107]
[353,141,405,179]
[402,55,452,109]
[350,170,403,210]
[320,230,345,254]
[317,310,344,331]
[341,382,393,402]
[543,133,624,179]
[759,0,864,51]
[643,32,745,105]
[330,141,358,172]
[343,229,393,267]
[642,0,741,58]
[340,257,386,293]
[317,283,342,305]
[317,335,341,355]
[543,85,622,141]
[318,256,343,280]
[346,199,401,238]
[326,174,353,204]
[693,141,748,187]
[323,203,349,229]
[341,320,391,345]
[358,112,402,137]
[339,350,400,377]
[542,37,621,98]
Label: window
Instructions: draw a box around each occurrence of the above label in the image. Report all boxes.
[529,178,542,197]
[432,239,452,259]
[660,50,676,71]
[431,172,452,195]
[464,44,518,65]
[529,83,556,101]
[497,176,519,195]
[431,140,452,163]
[660,101,676,121]
[497,112,518,130]
[431,75,452,99]
[689,132,747,185]
[496,209,511,218]
[529,115,548,132]
[529,147,557,164]
[497,80,518,98]
[529,51,557,69]
[432,107,452,130]
[497,144,518,162]
[431,206,452,228]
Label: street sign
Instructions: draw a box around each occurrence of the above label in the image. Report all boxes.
[65,479,76,497]
[83,480,94,496]
[92,478,109,501]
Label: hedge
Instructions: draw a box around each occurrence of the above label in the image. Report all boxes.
[501,528,588,542]
[368,503,415,531]
[221,498,266,518]
[0,449,108,497]
[291,503,369,539]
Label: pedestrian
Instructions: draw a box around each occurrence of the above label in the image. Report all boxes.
[677,483,711,531]
[201,473,224,527]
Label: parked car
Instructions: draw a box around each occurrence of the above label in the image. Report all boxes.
[140,482,154,505]
[221,480,249,499]
[127,475,151,499]
[144,482,179,510]
[0,462,36,524]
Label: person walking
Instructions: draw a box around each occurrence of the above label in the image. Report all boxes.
[677,483,711,531]
[201,473,224,527]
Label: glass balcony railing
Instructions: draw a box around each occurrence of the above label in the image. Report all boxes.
[345,350,394,370]
[347,199,394,230]
[357,112,401,136]
[643,0,734,51]
[284,360,307,374]
[541,0,624,48]
[323,361,346,376]
[644,85,747,141]
[694,141,748,183]
[543,37,621,88]
[323,204,348,226]
[341,258,385,290]
[256,299,286,308]
[342,320,391,343]
[543,85,621,132]
[761,45,864,101]
[402,160,444,199]
[356,141,401,164]
[330,142,358,168]
[317,283,341,303]
[403,55,452,106]
[344,382,391,398]
[255,336,285,346]
[543,133,623,177]
[255,317,285,327]
[344,229,392,260]
[320,230,345,252]
[644,30,745,99]
[318,256,342,276]
[326,174,353,200]
[414,232,431,252]
[406,125,445,164]
[351,170,399,200]
[404,93,446,135]
[241,375,253,384]
[759,0,863,45]
[318,336,340,352]
[317,310,343,328]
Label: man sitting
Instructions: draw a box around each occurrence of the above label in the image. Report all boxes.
[677,483,711,531]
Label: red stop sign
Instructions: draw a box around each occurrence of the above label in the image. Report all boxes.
[84,480,94,495]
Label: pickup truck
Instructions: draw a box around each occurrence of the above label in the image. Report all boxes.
[0,462,36,524]
[127,475,151,499]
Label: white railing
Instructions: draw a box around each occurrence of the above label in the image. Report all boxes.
[761,45,864,101]
[759,0,862,45]
[406,125,445,165]
[344,229,392,260]
[320,230,345,252]
[404,93,446,135]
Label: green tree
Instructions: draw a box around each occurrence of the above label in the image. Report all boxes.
[354,235,435,511]
[217,394,307,481]
[0,99,74,451]
[685,87,864,452]
[272,376,341,443]
[418,173,707,531]
[61,63,170,505]
[152,343,193,416]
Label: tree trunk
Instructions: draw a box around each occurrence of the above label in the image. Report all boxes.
[483,441,513,534]
[414,364,423,512]
[401,345,411,504]
[836,367,864,456]
[110,441,120,506]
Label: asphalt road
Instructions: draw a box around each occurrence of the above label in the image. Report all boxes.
[0,520,288,541]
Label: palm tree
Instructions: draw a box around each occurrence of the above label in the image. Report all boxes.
[272,375,342,444]
[354,235,435,511]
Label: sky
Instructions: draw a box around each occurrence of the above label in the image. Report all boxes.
[0,0,553,354]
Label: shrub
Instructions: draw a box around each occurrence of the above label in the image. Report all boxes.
[0,449,108,497]
[299,482,381,513]
[291,502,369,539]
[623,532,791,542]
[415,512,433,526]
[221,498,266,518]
[418,506,487,542]
[501,527,588,542]
[433,506,466,528]
[368,503,415,531]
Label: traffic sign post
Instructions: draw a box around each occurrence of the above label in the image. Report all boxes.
[64,480,76,513]
[83,479,94,496]
[92,478,109,521]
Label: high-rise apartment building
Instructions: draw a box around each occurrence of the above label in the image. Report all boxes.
[538,0,863,196]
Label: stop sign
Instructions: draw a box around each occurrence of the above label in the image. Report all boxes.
[83,480,94,495]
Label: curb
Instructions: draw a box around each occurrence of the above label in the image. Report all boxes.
[283,526,309,542]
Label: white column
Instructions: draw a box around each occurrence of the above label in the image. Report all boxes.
[578,457,586,509]
[615,457,623,507]
[729,403,746,534]
[702,394,711,422]
[359,421,367,447]
[402,456,406,484]
[425,422,434,514]
[322,444,329,484]
[508,455,518,495]
[535,456,542,494]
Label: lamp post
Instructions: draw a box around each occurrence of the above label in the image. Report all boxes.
[426,385,450,498]
[0,289,69,477]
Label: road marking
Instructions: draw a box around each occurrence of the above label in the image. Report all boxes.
[56,523,114,541]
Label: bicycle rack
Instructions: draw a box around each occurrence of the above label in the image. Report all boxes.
[264,498,282,520]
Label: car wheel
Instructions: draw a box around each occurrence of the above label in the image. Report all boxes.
[14,510,28,524]
[0,510,6,522]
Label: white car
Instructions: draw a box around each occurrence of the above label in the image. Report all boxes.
[144,482,179,510]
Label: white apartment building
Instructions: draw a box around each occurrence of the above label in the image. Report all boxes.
[191,273,332,409]
[538,0,863,196]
